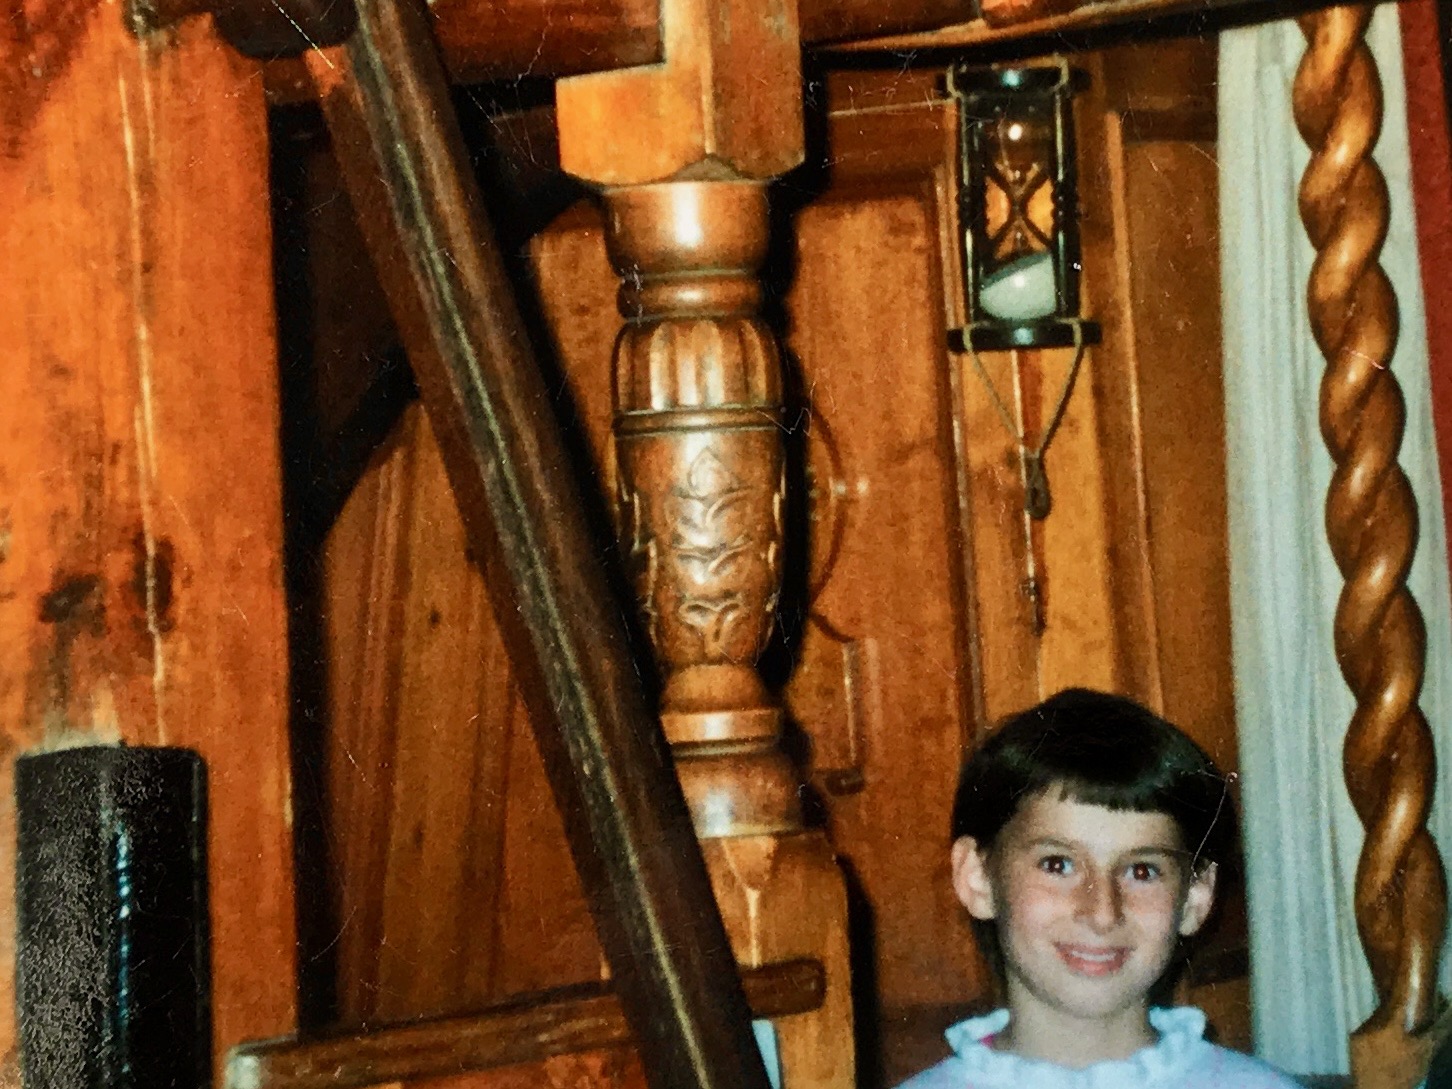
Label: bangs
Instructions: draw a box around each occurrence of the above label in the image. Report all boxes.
[1042,775,1184,820]
[1005,718,1191,810]
[951,688,1235,873]
[951,687,1236,989]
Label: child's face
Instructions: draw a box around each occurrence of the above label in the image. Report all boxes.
[951,788,1216,1037]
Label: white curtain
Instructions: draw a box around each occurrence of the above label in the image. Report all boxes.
[1219,11,1452,1076]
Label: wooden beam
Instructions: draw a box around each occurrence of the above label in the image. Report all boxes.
[303,2,774,1088]
[229,960,825,1089]
[0,0,295,1074]
[825,0,1332,56]
[258,0,1363,102]
[428,0,662,82]
[427,0,973,77]
[262,0,972,101]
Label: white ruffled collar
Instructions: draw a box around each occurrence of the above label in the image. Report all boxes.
[942,1007,1212,1089]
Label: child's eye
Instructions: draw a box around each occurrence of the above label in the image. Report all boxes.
[1128,861,1161,882]
[1037,855,1073,875]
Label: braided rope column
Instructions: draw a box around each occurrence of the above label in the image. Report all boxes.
[1293,8,1446,1045]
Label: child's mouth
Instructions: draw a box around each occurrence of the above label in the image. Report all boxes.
[1054,943,1129,976]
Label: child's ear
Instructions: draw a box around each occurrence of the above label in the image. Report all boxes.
[951,836,997,920]
[1178,861,1218,937]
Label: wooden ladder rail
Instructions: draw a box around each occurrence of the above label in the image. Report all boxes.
[1293,9,1452,1088]
[300,2,776,1088]
[229,960,824,1089]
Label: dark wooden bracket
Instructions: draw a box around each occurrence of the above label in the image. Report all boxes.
[128,0,355,59]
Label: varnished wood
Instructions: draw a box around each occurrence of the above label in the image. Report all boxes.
[1094,47,1250,1036]
[790,184,992,988]
[800,53,1249,1073]
[556,0,802,184]
[429,0,663,83]
[403,1049,650,1089]
[1083,39,1238,753]
[319,408,612,1024]
[257,0,1344,103]
[320,405,527,1024]
[305,1,773,1086]
[301,39,1250,1085]
[314,220,602,1030]
[229,960,825,1089]
[977,0,1081,30]
[604,181,801,836]
[939,58,1126,711]
[135,0,354,57]
[552,0,859,1080]
[529,51,1247,1079]
[1115,138,1231,727]
[0,0,296,1073]
[260,0,974,100]
[785,90,992,1023]
[530,199,868,1089]
[829,0,1312,55]
[1293,9,1448,1087]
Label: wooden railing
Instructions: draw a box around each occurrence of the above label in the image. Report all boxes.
[230,961,824,1089]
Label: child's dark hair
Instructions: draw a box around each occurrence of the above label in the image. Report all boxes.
[952,688,1237,989]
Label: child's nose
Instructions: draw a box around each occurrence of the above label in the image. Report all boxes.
[1077,872,1124,929]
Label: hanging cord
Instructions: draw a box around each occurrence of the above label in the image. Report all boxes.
[964,321,1088,519]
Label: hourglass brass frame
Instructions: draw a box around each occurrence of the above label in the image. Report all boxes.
[947,61,1101,352]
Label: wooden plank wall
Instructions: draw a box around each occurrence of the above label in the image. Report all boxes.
[321,402,603,1023]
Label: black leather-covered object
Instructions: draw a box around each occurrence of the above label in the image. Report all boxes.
[15,746,210,1089]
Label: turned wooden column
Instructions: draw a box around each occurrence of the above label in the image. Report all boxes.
[556,2,854,1086]
[1294,10,1450,1086]
[597,175,853,1089]
[607,180,800,838]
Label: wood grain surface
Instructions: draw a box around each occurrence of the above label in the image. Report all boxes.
[0,1,296,1076]
[230,960,823,1089]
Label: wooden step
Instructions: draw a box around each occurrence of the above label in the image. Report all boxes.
[228,960,824,1089]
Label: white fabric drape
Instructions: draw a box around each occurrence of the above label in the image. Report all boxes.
[1219,11,1452,1075]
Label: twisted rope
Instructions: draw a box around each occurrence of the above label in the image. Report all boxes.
[1294,7,1446,1034]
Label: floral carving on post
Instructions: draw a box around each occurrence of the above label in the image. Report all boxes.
[669,448,779,660]
[617,427,784,685]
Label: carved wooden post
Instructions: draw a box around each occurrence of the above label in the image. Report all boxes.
[556,2,854,1086]
[1293,10,1450,1086]
[607,180,798,838]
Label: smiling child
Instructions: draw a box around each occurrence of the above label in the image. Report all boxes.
[897,688,1300,1088]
